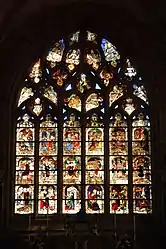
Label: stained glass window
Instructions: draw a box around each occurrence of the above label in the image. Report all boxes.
[14,30,152,215]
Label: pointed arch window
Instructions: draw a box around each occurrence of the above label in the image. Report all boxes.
[14,30,152,215]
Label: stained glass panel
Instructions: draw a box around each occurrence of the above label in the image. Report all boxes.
[110,185,128,214]
[15,157,34,185]
[63,114,81,155]
[87,31,97,42]
[38,185,57,214]
[86,115,104,155]
[85,156,104,184]
[66,49,80,71]
[15,114,35,213]
[15,185,34,214]
[38,115,58,213]
[133,84,149,104]
[64,94,81,111]
[86,49,101,70]
[18,87,34,107]
[86,185,104,213]
[125,58,137,79]
[101,39,120,67]
[39,156,57,184]
[43,86,57,104]
[29,59,42,83]
[133,200,152,214]
[100,66,114,86]
[69,31,80,44]
[133,184,152,214]
[132,113,152,213]
[109,85,124,106]
[109,114,128,156]
[86,128,104,155]
[63,185,81,213]
[52,69,68,86]
[32,98,43,116]
[123,98,136,115]
[77,73,91,93]
[86,93,103,112]
[110,156,128,184]
[46,39,65,67]
[63,156,81,184]
[133,156,151,184]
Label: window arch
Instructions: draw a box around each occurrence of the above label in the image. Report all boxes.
[14,30,152,215]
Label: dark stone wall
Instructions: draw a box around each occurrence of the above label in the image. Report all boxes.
[0,2,165,248]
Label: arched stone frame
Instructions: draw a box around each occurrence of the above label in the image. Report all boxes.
[12,29,152,216]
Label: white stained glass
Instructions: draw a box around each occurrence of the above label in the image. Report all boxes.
[33,98,42,116]
[18,87,34,107]
[29,59,42,83]
[44,86,57,104]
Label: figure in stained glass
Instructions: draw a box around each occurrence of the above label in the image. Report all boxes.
[110,113,127,127]
[15,185,34,214]
[39,116,57,155]
[63,114,81,155]
[38,185,57,214]
[110,185,128,214]
[100,66,114,86]
[16,157,34,184]
[133,84,148,104]
[63,185,81,213]
[64,94,81,111]
[66,49,80,71]
[16,114,34,155]
[109,85,124,106]
[87,31,97,42]
[110,156,128,184]
[69,31,80,44]
[29,59,42,83]
[110,126,127,141]
[133,113,150,127]
[39,157,57,184]
[101,39,120,67]
[86,156,104,184]
[86,49,101,70]
[63,156,81,184]
[86,93,103,112]
[133,185,151,199]
[44,86,57,104]
[86,185,104,213]
[52,69,68,86]
[133,156,151,184]
[18,87,34,107]
[46,40,65,67]
[134,199,152,213]
[109,114,128,155]
[77,73,91,93]
[86,127,104,155]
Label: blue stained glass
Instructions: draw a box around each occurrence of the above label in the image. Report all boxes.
[95,83,101,90]
[59,39,65,50]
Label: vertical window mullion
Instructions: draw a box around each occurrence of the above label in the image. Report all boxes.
[81,115,85,211]
[35,118,39,216]
[128,117,133,214]
[58,93,63,214]
[104,92,109,214]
